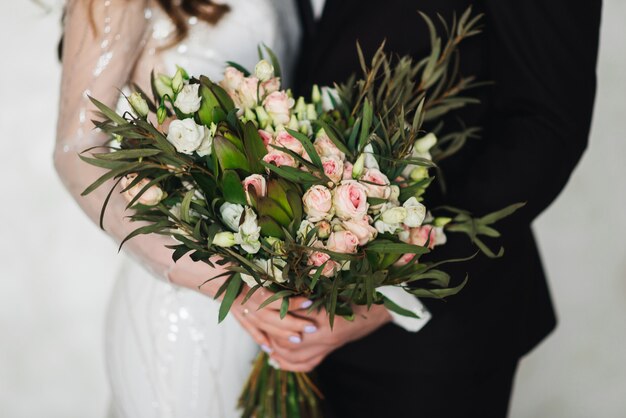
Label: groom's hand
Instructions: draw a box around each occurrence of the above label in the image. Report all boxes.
[267,304,392,372]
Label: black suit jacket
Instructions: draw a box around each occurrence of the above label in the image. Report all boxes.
[294,0,601,375]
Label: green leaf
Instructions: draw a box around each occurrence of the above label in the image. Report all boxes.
[80,162,142,196]
[93,148,162,161]
[407,275,469,299]
[328,276,339,329]
[218,274,243,323]
[285,128,322,168]
[224,61,251,76]
[266,179,293,216]
[180,189,195,223]
[243,121,268,173]
[280,297,289,319]
[118,220,171,251]
[257,197,292,227]
[366,241,431,255]
[261,162,322,184]
[221,170,247,205]
[259,215,285,239]
[257,290,294,311]
[381,294,420,318]
[214,135,250,172]
[88,96,127,125]
[261,43,282,78]
[317,121,352,159]
[197,83,220,126]
[359,98,373,150]
[479,202,526,224]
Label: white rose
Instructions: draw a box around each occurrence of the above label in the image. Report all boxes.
[381,206,407,225]
[174,84,202,114]
[402,197,426,227]
[375,203,405,234]
[220,202,244,231]
[167,118,206,155]
[234,207,261,254]
[195,125,214,157]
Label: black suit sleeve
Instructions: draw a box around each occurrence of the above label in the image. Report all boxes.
[445,1,602,222]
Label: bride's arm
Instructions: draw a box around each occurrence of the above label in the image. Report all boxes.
[53,0,226,296]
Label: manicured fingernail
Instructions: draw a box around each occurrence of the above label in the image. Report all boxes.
[261,344,273,354]
[304,325,317,334]
[289,335,302,344]
[300,300,313,309]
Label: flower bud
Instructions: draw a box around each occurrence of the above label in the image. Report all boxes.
[254,59,274,82]
[255,106,270,129]
[352,153,366,179]
[172,68,185,94]
[157,106,167,125]
[311,85,322,104]
[434,217,452,227]
[410,166,429,182]
[213,231,236,247]
[288,115,299,131]
[316,220,332,239]
[244,108,258,126]
[128,92,149,118]
[155,75,174,99]
[294,96,307,119]
[414,133,437,155]
[306,104,317,120]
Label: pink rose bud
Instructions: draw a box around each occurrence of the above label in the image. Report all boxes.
[261,77,281,96]
[360,168,392,200]
[302,185,333,222]
[237,77,260,110]
[263,150,298,168]
[307,249,339,277]
[321,156,344,185]
[274,130,304,155]
[242,174,267,205]
[258,129,273,146]
[341,215,378,245]
[408,225,437,249]
[333,180,369,220]
[316,220,332,239]
[263,91,295,126]
[394,253,417,267]
[313,133,345,160]
[342,161,354,180]
[220,67,245,92]
[326,230,359,254]
[120,174,165,206]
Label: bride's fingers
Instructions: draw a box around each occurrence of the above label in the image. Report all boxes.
[269,339,325,364]
[255,308,318,335]
[232,310,271,349]
[245,313,303,343]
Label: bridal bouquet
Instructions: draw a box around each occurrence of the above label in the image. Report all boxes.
[82,8,520,418]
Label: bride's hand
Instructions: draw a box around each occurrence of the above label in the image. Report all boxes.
[266,304,392,372]
[231,288,318,353]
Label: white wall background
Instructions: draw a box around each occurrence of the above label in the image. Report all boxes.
[0,1,624,417]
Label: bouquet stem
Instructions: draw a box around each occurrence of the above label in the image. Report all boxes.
[238,352,323,418]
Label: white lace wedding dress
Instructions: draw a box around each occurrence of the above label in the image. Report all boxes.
[54,1,300,416]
